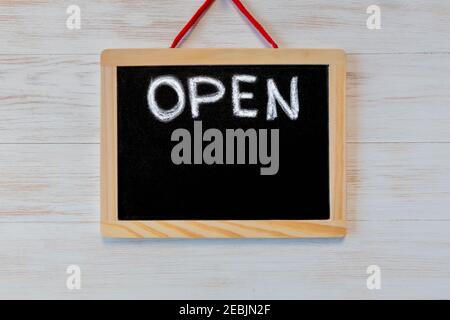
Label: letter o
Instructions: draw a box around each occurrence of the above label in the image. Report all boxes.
[147,76,185,122]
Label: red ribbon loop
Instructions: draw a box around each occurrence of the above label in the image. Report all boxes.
[171,0,279,48]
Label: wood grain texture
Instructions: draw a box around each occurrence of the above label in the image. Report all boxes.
[0,0,449,54]
[0,220,448,299]
[0,0,449,298]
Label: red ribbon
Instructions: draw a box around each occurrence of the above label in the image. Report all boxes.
[171,0,279,48]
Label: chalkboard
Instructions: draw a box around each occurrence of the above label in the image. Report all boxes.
[101,49,346,238]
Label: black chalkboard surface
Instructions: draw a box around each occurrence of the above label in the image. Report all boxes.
[101,49,346,238]
[118,65,329,220]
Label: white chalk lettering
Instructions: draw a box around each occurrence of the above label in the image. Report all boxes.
[147,75,300,122]
[267,76,299,120]
[232,74,258,118]
[189,76,225,118]
[147,76,185,122]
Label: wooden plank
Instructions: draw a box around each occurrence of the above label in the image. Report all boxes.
[0,1,449,54]
[1,53,449,144]
[0,220,448,299]
[0,55,99,143]
[0,144,99,222]
[347,53,450,143]
[1,143,449,223]
[347,142,450,221]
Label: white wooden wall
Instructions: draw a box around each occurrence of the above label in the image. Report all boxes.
[0,0,449,299]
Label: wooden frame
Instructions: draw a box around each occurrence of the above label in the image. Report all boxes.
[101,49,346,238]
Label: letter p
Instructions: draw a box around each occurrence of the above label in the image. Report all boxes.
[189,76,225,118]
